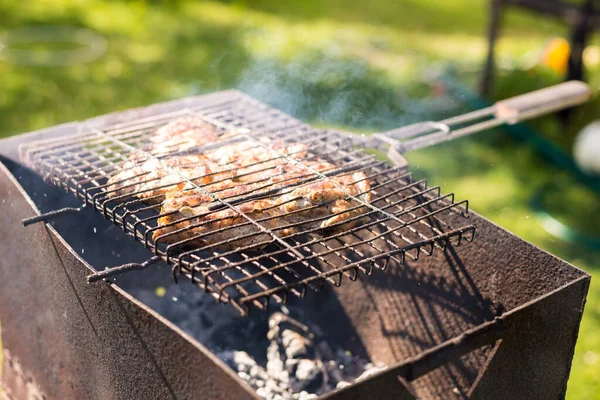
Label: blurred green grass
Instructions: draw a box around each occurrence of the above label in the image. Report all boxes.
[0,1,599,398]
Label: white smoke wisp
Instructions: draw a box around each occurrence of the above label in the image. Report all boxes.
[234,49,454,133]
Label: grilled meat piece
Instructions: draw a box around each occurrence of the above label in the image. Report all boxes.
[104,116,372,250]
[105,155,211,200]
[150,116,225,154]
[105,116,225,199]
[105,118,308,201]
[152,171,371,250]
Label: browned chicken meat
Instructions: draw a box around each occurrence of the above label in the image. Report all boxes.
[105,155,211,200]
[105,116,371,250]
[106,123,309,200]
[150,116,225,154]
[153,172,371,249]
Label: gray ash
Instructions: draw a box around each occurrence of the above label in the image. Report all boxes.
[220,312,384,400]
[131,280,385,399]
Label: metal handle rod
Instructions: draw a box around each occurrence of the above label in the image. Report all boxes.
[375,80,593,154]
[87,256,161,283]
[22,207,82,226]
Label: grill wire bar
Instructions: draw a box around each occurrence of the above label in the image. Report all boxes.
[21,92,477,315]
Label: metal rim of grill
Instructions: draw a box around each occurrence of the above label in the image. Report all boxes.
[20,93,476,315]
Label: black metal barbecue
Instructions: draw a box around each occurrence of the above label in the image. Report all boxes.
[0,81,593,400]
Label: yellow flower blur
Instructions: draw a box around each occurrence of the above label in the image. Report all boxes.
[541,38,571,75]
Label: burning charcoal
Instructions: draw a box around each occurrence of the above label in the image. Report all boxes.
[294,359,322,383]
[325,360,344,384]
[285,358,299,370]
[250,365,269,381]
[267,315,282,340]
[131,291,379,400]
[336,381,351,389]
[269,314,316,362]
[281,329,310,359]
[291,391,318,400]
[266,342,290,385]
[219,349,271,390]
[233,351,257,374]
[262,379,286,400]
[355,364,387,381]
[238,371,251,382]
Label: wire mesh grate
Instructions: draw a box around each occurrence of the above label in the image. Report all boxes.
[21,91,476,315]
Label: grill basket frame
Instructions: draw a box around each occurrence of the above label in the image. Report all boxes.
[19,91,476,315]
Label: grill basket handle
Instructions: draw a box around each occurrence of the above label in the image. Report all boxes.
[494,80,593,124]
[374,80,594,154]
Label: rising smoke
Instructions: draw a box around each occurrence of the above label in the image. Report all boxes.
[234,50,459,133]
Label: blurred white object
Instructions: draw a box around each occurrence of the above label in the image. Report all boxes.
[573,121,600,176]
